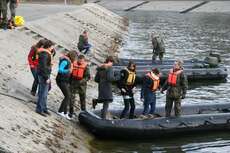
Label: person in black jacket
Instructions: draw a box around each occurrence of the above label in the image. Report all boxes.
[118,61,136,119]
[56,51,76,120]
[36,40,54,117]
[93,56,115,119]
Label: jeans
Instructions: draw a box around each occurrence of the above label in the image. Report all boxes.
[57,81,70,114]
[79,43,92,54]
[36,75,49,113]
[142,92,156,115]
[30,68,39,94]
[120,97,135,119]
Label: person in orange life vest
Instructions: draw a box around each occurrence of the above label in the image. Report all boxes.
[118,61,137,119]
[28,39,47,96]
[141,68,160,117]
[161,60,188,117]
[70,54,90,115]
[36,40,55,117]
[56,51,76,120]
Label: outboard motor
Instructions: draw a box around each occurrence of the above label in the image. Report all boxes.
[204,52,221,68]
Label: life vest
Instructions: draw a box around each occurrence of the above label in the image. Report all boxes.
[146,72,160,91]
[125,68,136,86]
[167,69,183,86]
[72,61,87,80]
[28,46,39,68]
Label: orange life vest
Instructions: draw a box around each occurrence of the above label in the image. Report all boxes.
[167,69,183,86]
[72,61,87,80]
[146,72,160,92]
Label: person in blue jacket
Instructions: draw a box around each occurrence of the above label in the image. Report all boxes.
[56,51,76,120]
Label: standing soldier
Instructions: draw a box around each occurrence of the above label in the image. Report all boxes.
[140,68,160,118]
[70,55,90,116]
[161,60,188,117]
[151,32,165,63]
[0,0,8,30]
[118,61,137,119]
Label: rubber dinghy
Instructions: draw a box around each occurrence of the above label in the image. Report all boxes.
[79,103,230,139]
[113,58,228,83]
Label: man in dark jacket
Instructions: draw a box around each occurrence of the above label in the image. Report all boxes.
[70,55,90,115]
[0,0,8,29]
[161,60,188,117]
[118,61,136,119]
[36,40,54,117]
[93,56,115,119]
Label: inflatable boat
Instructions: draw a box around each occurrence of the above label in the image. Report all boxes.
[79,103,230,139]
[113,58,228,83]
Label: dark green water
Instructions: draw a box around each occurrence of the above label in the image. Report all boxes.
[91,11,230,153]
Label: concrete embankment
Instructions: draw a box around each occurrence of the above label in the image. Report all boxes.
[0,3,128,152]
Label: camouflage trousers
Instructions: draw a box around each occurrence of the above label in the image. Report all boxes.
[70,81,87,113]
[152,51,164,63]
[0,0,7,26]
[165,96,181,117]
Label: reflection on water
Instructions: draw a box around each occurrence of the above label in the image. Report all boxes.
[92,11,230,153]
[91,132,230,153]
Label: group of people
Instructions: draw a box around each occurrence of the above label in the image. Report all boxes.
[27,31,187,120]
[28,38,90,119]
[0,0,19,30]
[92,57,187,120]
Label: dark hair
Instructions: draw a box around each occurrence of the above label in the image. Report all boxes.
[78,54,85,60]
[152,68,160,75]
[35,39,47,48]
[127,60,136,71]
[83,30,87,34]
[105,56,114,63]
[43,40,55,49]
[67,51,76,62]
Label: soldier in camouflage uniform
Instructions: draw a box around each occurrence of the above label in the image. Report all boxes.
[0,0,8,29]
[69,55,90,115]
[151,32,165,63]
[161,60,188,117]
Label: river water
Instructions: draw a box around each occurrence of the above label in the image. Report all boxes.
[91,11,230,152]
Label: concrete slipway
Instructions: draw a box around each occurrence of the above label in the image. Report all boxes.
[0,3,128,153]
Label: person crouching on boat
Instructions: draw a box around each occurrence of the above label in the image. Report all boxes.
[118,61,137,119]
[93,56,115,119]
[160,59,188,117]
[140,68,160,118]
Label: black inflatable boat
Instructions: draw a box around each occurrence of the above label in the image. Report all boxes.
[113,58,228,83]
[79,103,230,139]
